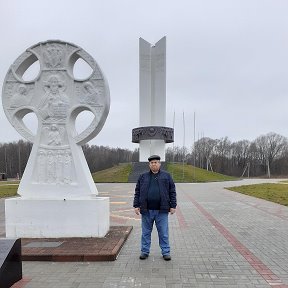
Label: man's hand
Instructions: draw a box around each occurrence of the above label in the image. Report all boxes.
[170,208,176,215]
[134,207,140,215]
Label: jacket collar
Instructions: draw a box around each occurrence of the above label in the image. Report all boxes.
[149,169,161,175]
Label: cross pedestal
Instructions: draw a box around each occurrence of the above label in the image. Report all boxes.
[5,197,109,237]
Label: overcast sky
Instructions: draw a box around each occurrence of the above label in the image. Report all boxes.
[1,0,288,151]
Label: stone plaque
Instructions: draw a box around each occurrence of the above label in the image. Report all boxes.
[24,241,63,248]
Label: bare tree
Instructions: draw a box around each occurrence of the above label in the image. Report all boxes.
[192,137,217,170]
[253,132,287,177]
[166,146,185,163]
[212,137,232,174]
[230,140,251,176]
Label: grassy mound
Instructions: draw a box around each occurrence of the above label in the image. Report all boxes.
[92,163,132,183]
[166,163,237,182]
[92,162,237,183]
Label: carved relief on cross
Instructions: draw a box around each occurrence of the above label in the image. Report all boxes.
[2,40,110,198]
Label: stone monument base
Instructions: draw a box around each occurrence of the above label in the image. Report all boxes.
[5,196,109,238]
[21,226,133,261]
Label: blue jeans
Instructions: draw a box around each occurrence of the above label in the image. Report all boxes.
[141,210,170,256]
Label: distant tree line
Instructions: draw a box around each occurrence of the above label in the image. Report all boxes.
[1,132,288,178]
[0,140,139,178]
[166,132,288,177]
[0,140,32,179]
[82,144,138,173]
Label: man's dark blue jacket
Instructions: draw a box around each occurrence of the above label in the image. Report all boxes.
[133,170,177,213]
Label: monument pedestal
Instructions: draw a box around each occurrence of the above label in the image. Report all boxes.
[5,196,109,238]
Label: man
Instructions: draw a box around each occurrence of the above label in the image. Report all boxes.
[133,155,177,261]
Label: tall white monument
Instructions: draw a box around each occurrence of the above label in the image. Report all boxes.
[132,37,173,161]
[2,40,110,237]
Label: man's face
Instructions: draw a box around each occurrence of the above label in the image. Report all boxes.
[149,160,161,173]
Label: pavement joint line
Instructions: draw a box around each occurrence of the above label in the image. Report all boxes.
[110,214,140,221]
[184,192,288,288]
[110,202,127,205]
[109,195,134,198]
[112,208,135,213]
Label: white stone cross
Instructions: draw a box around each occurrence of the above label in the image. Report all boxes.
[2,40,110,199]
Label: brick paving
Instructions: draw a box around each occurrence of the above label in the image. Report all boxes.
[1,178,288,287]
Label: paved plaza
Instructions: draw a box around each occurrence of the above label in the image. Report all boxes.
[1,179,288,288]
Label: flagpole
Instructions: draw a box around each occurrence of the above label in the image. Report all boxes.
[182,111,185,180]
[193,111,196,181]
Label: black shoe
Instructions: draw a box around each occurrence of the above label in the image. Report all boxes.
[139,253,149,260]
[163,255,171,261]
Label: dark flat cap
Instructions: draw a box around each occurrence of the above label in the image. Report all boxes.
[148,155,161,161]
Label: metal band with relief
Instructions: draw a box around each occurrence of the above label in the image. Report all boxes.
[132,126,174,143]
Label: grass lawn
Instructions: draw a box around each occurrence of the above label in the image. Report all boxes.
[226,183,288,206]
[0,183,19,198]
